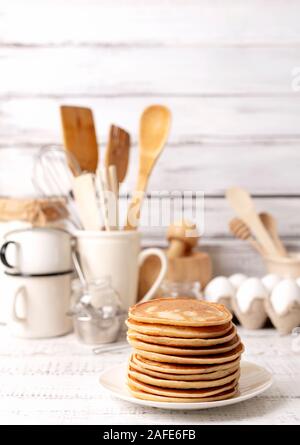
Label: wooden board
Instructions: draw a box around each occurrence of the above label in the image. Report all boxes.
[1,0,300,264]
[1,0,300,45]
[1,47,300,96]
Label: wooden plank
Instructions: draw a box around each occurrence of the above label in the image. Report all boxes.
[137,196,300,240]
[1,0,300,45]
[193,238,300,277]
[1,47,299,96]
[2,142,300,197]
[1,142,298,235]
[1,97,300,147]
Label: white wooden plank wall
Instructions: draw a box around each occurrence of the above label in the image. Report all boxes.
[1,0,300,274]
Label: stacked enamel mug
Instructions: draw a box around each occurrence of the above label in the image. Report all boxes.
[0,228,73,338]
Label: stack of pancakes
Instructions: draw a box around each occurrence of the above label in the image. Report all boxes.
[126,298,244,403]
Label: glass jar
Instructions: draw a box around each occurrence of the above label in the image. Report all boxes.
[70,277,125,345]
[159,280,203,300]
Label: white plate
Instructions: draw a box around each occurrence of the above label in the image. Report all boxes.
[99,360,273,410]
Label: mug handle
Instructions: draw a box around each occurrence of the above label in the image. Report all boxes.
[11,286,27,323]
[138,248,167,303]
[0,241,16,268]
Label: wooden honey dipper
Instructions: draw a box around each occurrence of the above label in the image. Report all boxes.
[167,220,199,259]
[229,217,265,256]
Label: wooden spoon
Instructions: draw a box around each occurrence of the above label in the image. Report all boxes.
[105,125,130,183]
[259,212,288,257]
[226,187,281,258]
[125,105,171,230]
[60,106,99,174]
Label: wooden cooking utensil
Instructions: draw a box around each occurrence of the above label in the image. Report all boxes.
[125,105,171,230]
[167,221,199,259]
[259,212,288,257]
[107,165,119,230]
[226,187,281,258]
[229,217,265,256]
[60,106,99,174]
[95,168,111,231]
[105,125,130,183]
[72,173,101,230]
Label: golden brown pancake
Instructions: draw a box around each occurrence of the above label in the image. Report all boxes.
[129,298,232,327]
[135,343,244,365]
[129,357,240,381]
[133,353,241,374]
[127,325,237,347]
[128,367,240,389]
[126,298,244,404]
[127,384,238,403]
[127,374,238,398]
[127,335,240,356]
[126,319,233,339]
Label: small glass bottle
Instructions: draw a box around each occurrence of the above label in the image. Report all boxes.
[159,280,202,300]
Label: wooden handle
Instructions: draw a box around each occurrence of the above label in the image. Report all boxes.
[226,187,281,258]
[124,176,147,230]
[259,212,288,257]
[167,239,186,259]
[271,233,288,256]
[72,173,101,230]
[95,169,111,231]
[108,165,119,230]
[247,212,281,257]
[248,237,266,256]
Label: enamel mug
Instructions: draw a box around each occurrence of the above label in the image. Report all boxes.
[75,231,167,310]
[6,271,73,338]
[0,228,73,275]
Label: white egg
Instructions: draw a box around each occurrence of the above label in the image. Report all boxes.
[204,276,235,303]
[228,273,247,289]
[261,274,281,293]
[236,277,268,313]
[270,279,300,315]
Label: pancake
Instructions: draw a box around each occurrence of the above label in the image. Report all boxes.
[135,343,244,365]
[133,353,241,374]
[127,374,238,398]
[128,367,240,389]
[127,325,237,347]
[129,298,232,327]
[127,384,238,403]
[126,319,233,339]
[127,335,241,356]
[129,357,240,381]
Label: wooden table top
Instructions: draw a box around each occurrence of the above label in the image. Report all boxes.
[0,326,299,425]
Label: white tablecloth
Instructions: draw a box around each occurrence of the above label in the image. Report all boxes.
[0,326,299,425]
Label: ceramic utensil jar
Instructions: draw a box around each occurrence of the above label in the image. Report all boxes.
[0,228,73,275]
[75,230,167,310]
[6,271,73,338]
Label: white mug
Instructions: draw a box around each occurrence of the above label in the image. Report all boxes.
[0,228,73,275]
[6,271,73,338]
[75,230,167,310]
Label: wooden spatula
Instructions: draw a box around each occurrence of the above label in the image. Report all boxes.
[60,106,99,174]
[125,105,171,230]
[105,125,130,183]
[226,187,282,258]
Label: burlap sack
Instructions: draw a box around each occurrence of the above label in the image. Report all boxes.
[0,197,68,226]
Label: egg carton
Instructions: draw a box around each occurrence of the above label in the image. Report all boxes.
[204,274,300,335]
